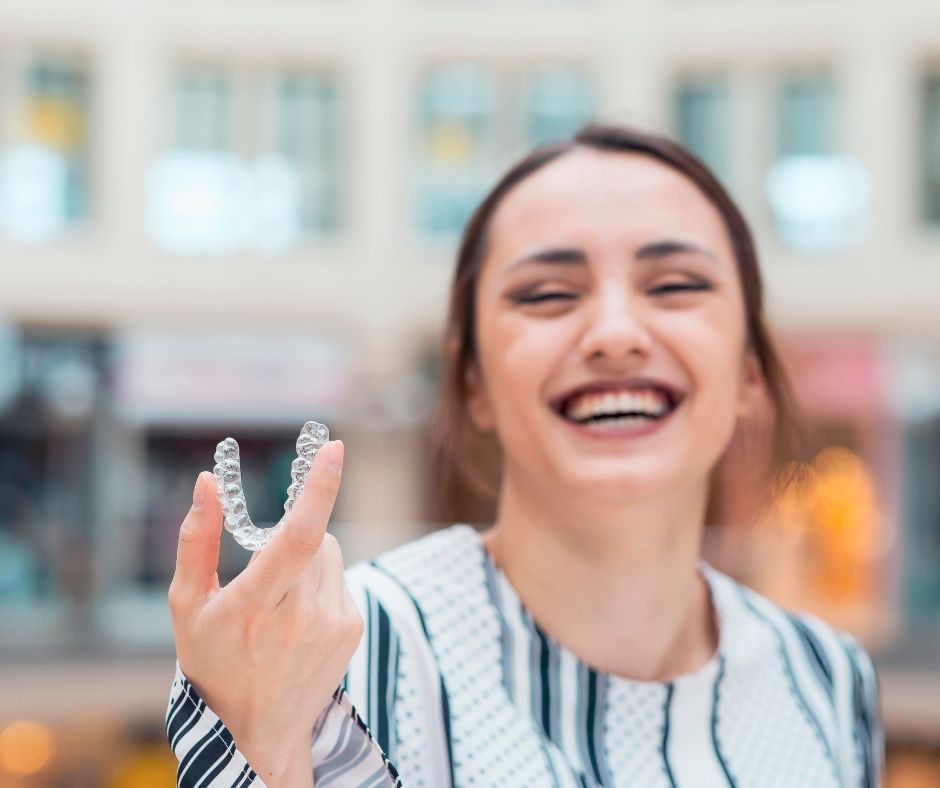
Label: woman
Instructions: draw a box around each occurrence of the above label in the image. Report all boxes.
[166,125,883,787]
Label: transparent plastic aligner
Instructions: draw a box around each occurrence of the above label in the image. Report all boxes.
[213,420,330,551]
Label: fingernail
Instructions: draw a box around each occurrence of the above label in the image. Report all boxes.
[325,440,344,475]
[192,472,208,510]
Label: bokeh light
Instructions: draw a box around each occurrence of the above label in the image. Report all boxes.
[0,720,56,776]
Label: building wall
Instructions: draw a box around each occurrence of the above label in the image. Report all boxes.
[0,0,938,346]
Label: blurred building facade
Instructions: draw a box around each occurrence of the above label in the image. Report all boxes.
[0,0,939,783]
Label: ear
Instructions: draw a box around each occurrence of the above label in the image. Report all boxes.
[465,363,496,432]
[736,351,763,420]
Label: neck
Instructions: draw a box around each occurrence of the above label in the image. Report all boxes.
[483,465,718,682]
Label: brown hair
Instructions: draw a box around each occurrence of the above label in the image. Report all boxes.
[430,122,805,523]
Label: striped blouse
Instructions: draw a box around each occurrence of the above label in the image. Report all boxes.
[166,524,883,787]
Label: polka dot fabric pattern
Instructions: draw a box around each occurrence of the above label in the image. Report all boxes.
[389,641,429,787]
[708,577,843,787]
[376,527,556,787]
[604,680,672,787]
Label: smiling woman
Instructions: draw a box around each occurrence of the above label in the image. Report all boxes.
[166,124,882,788]
[436,127,801,514]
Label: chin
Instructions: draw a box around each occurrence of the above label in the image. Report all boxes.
[559,462,692,505]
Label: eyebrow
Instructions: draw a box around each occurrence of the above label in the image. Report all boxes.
[505,239,716,273]
[635,239,716,262]
[506,247,588,270]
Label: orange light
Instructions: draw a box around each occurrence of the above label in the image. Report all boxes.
[758,445,885,615]
[0,720,57,776]
[108,748,178,788]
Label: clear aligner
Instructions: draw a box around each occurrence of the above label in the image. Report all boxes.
[213,420,330,551]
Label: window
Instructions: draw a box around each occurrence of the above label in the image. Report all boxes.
[921,73,940,225]
[778,75,837,157]
[413,65,498,237]
[413,64,597,238]
[147,65,342,255]
[523,67,595,147]
[0,55,91,243]
[903,414,940,622]
[278,74,342,233]
[674,77,733,187]
[175,68,231,151]
[764,73,869,254]
[0,331,105,608]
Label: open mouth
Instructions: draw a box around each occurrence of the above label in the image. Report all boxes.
[551,382,684,429]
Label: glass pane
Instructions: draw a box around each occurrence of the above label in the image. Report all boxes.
[765,73,869,253]
[523,67,595,147]
[674,77,732,185]
[777,75,836,157]
[0,55,91,242]
[902,416,940,622]
[0,332,104,608]
[149,67,240,254]
[276,73,342,234]
[922,74,940,225]
[414,65,497,237]
[174,67,231,152]
[149,66,343,254]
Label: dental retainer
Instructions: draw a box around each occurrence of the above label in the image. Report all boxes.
[213,420,330,551]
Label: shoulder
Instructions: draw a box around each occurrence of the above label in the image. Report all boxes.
[703,564,882,725]
[705,565,883,781]
[704,563,878,684]
[705,565,881,745]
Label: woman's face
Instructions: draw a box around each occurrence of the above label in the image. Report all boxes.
[468,148,760,504]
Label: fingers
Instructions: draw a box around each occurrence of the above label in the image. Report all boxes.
[170,471,224,605]
[240,440,344,606]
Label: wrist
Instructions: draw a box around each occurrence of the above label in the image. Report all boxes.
[235,733,313,788]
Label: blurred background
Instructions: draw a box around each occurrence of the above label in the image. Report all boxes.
[0,0,938,784]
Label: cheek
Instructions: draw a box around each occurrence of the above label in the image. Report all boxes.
[660,306,747,405]
[479,314,569,419]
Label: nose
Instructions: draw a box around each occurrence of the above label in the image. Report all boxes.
[577,287,652,363]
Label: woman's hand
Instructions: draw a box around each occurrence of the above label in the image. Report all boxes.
[168,440,362,787]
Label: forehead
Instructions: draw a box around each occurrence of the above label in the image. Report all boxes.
[486,148,733,260]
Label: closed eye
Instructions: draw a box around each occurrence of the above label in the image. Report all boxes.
[510,292,578,305]
[648,281,711,296]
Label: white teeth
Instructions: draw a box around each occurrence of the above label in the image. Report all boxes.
[583,415,650,430]
[564,389,670,422]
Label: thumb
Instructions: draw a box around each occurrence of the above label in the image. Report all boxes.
[173,471,224,596]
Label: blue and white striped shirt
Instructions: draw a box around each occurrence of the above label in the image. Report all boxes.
[167,524,883,787]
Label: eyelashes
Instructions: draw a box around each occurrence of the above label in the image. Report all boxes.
[509,281,712,305]
[509,292,578,305]
[648,281,712,296]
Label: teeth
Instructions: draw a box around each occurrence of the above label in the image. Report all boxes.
[583,415,653,430]
[564,389,670,422]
